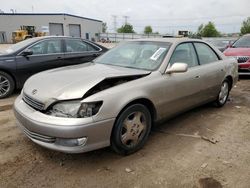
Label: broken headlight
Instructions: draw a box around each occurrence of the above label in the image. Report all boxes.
[78,101,103,118]
[47,101,102,118]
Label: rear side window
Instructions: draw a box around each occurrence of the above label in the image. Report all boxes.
[194,43,219,65]
[65,39,97,53]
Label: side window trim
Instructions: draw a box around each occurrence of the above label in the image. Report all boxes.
[191,42,201,65]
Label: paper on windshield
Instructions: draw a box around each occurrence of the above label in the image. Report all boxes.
[150,47,167,61]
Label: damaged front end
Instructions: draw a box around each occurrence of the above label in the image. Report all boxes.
[46,74,149,118]
[83,74,148,98]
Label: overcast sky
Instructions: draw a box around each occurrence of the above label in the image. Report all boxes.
[1,0,249,34]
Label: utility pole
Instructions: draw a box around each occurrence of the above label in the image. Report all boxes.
[112,15,117,33]
[123,16,129,24]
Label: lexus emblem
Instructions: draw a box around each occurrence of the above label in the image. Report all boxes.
[32,89,37,95]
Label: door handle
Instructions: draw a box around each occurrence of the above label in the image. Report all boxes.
[57,56,63,59]
[195,75,201,78]
[92,53,99,57]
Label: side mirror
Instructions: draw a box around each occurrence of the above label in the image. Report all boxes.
[21,49,33,56]
[166,63,188,74]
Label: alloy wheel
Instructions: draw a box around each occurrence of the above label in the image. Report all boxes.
[0,75,10,97]
[121,111,146,147]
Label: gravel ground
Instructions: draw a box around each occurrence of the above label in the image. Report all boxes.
[0,78,249,188]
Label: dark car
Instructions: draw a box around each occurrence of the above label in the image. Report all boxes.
[0,36,108,98]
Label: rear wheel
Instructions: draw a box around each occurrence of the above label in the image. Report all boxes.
[0,71,15,99]
[214,79,230,107]
[111,104,152,155]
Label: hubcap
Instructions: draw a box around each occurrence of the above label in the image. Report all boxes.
[219,82,229,104]
[121,111,146,147]
[0,76,10,97]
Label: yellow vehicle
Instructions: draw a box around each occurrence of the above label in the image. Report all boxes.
[12,30,31,43]
[12,26,46,43]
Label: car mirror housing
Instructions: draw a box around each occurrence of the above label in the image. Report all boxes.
[21,49,33,56]
[166,63,188,74]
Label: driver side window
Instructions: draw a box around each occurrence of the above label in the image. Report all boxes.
[169,43,198,68]
[29,40,62,55]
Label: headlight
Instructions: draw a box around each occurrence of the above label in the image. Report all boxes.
[47,100,102,118]
[78,102,103,118]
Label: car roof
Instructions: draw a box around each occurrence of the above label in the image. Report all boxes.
[130,37,203,44]
[32,36,83,41]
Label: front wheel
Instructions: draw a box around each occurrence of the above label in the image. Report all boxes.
[214,79,230,107]
[111,104,152,155]
[0,71,15,99]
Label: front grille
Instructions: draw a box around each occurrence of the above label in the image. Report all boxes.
[236,56,250,63]
[23,93,45,111]
[23,126,56,143]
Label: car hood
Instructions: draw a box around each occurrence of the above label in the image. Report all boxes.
[223,47,250,56]
[23,63,150,104]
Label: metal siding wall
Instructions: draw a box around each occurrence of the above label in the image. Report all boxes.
[0,14,102,43]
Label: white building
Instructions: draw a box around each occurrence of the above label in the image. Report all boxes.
[0,13,103,43]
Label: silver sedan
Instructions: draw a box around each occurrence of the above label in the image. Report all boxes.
[14,38,238,155]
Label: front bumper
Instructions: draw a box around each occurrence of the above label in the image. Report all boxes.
[14,96,115,153]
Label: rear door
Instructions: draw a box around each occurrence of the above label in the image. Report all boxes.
[63,38,102,66]
[15,38,64,85]
[193,42,225,100]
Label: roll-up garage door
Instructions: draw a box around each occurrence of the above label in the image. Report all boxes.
[69,24,81,37]
[49,23,64,36]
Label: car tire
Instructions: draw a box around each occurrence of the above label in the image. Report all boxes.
[111,104,152,155]
[0,71,15,99]
[214,79,230,107]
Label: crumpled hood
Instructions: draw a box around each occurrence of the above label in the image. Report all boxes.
[23,63,150,104]
[224,47,250,56]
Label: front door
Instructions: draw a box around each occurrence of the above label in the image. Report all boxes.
[157,42,204,119]
[15,38,64,86]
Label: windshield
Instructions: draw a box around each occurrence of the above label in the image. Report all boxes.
[0,38,38,54]
[95,41,171,71]
[233,36,250,48]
